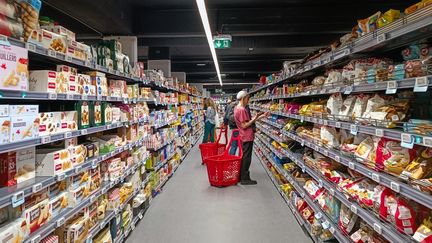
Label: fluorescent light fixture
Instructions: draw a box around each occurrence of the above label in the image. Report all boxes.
[196,63,206,66]
[196,0,223,86]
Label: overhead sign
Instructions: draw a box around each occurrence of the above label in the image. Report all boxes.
[213,34,232,49]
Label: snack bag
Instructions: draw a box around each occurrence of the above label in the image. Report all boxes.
[19,0,42,41]
[377,9,401,28]
[352,94,369,120]
[326,93,343,117]
[400,147,432,180]
[339,95,357,121]
[320,126,340,148]
[375,137,417,175]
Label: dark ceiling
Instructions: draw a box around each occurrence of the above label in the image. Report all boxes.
[41,0,418,93]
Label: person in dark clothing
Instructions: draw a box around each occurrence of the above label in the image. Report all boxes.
[224,97,239,155]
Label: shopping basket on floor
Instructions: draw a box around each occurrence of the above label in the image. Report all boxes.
[205,129,242,187]
[199,125,228,164]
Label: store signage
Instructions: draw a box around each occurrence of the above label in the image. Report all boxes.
[213,35,232,49]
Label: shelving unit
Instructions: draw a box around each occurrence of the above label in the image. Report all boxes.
[248,4,432,243]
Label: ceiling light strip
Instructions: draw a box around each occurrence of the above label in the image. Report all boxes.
[196,0,223,86]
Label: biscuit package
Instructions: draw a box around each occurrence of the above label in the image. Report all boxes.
[0,44,29,91]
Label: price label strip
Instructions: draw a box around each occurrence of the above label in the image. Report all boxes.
[401,133,414,149]
[414,77,429,92]
[386,80,398,94]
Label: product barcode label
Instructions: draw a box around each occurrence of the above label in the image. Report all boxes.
[350,124,358,135]
[377,33,387,43]
[65,55,73,62]
[414,77,429,92]
[372,173,380,182]
[11,191,24,207]
[48,93,57,99]
[344,85,353,94]
[350,205,358,214]
[401,133,414,149]
[423,137,432,147]
[315,212,322,219]
[81,129,87,135]
[41,136,51,144]
[335,122,341,128]
[81,94,88,100]
[26,43,36,52]
[386,81,398,94]
[57,217,65,227]
[56,173,65,181]
[375,129,384,137]
[32,183,42,193]
[75,166,82,174]
[47,49,56,57]
[65,132,72,138]
[66,94,74,100]
[374,223,382,234]
[323,120,328,126]
[349,162,355,170]
[344,48,351,56]
[390,182,400,193]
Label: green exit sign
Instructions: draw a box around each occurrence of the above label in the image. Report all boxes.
[213,35,232,49]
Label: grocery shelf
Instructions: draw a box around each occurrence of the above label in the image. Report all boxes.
[251,106,432,148]
[0,121,132,154]
[147,137,176,151]
[153,152,176,171]
[0,137,147,208]
[254,139,350,243]
[152,118,178,129]
[251,75,432,102]
[179,128,191,137]
[249,5,432,95]
[260,118,284,129]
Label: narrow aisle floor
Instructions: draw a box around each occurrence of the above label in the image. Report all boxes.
[128,141,313,243]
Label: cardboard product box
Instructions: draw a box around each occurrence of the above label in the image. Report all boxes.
[102,102,113,125]
[0,105,8,117]
[68,182,90,207]
[0,44,29,91]
[68,170,90,191]
[48,180,68,199]
[89,166,101,193]
[77,74,91,86]
[0,147,35,187]
[0,117,10,145]
[23,198,51,235]
[66,40,90,61]
[40,235,59,243]
[28,29,67,53]
[29,70,57,93]
[59,111,78,132]
[68,74,78,94]
[69,144,86,167]
[87,201,99,231]
[107,188,120,211]
[0,218,27,243]
[101,158,121,182]
[10,114,39,143]
[56,65,77,75]
[35,148,72,176]
[112,107,121,123]
[91,101,103,127]
[9,105,39,116]
[39,112,56,136]
[41,25,76,40]
[75,101,90,129]
[50,191,68,218]
[64,137,78,148]
[56,71,69,94]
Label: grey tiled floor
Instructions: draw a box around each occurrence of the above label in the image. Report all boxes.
[127,140,313,243]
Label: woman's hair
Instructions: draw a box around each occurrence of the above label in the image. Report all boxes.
[207,98,217,110]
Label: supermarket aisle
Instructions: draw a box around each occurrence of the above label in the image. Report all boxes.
[128,141,312,243]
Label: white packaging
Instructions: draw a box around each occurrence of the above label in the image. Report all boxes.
[29,70,57,93]
[36,148,72,176]
[10,115,39,142]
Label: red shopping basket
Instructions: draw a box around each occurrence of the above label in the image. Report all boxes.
[199,125,227,164]
[205,129,242,187]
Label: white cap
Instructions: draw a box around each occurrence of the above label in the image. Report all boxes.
[236,90,248,100]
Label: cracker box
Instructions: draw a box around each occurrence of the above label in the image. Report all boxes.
[75,101,90,129]
[57,111,78,132]
[29,70,57,93]
[0,44,29,91]
[102,102,113,125]
[69,144,86,167]
[23,198,51,234]
[0,147,36,186]
[10,115,39,143]
[56,71,69,93]
[68,170,90,191]
[42,25,76,40]
[68,182,90,207]
[56,65,77,75]
[36,148,72,176]
[91,101,103,127]
[66,40,90,61]
[39,112,56,136]
[50,191,68,217]
[68,74,78,94]
[9,105,39,116]
[0,105,8,117]
[28,29,67,53]
[89,166,101,193]
[0,117,10,145]
[48,180,68,198]
[0,219,26,243]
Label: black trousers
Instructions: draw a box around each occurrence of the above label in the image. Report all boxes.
[240,141,253,180]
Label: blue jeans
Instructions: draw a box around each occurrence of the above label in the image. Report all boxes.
[203,121,215,143]
[229,130,239,155]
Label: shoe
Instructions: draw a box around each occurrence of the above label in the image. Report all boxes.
[240,179,257,185]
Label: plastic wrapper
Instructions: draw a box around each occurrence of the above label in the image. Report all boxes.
[357,12,381,36]
[312,76,325,86]
[380,191,417,235]
[368,100,410,128]
[413,214,432,242]
[361,94,387,119]
[401,147,432,181]
[339,95,357,121]
[324,70,344,86]
[320,126,340,148]
[339,204,360,235]
[375,137,417,176]
[377,9,400,28]
[326,93,343,117]
[352,94,369,120]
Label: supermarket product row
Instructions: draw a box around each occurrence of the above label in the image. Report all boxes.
[252,113,432,242]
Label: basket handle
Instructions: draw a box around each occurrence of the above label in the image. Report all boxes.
[225,129,243,158]
[216,125,228,145]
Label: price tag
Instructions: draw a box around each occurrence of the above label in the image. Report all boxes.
[335,122,341,128]
[66,93,74,100]
[401,133,414,149]
[414,77,429,92]
[349,162,355,170]
[65,132,72,138]
[300,116,304,123]
[11,191,24,207]
[47,49,56,57]
[373,223,382,234]
[329,188,335,196]
[90,195,96,203]
[323,120,328,126]
[375,129,384,137]
[48,93,57,100]
[350,204,358,214]
[30,235,41,243]
[377,33,387,43]
[329,227,336,234]
[300,139,305,147]
[350,124,358,135]
[92,160,98,169]
[322,220,330,229]
[107,124,112,129]
[32,183,42,193]
[390,182,400,193]
[344,48,351,56]
[82,94,88,100]
[344,85,353,95]
[386,81,398,94]
[318,179,323,188]
[57,217,65,227]
[423,137,432,147]
[65,55,73,62]
[56,173,66,181]
[41,136,51,144]
[75,165,82,174]
[372,173,380,182]
[315,212,323,219]
[81,129,88,135]
[102,187,108,194]
[131,224,136,231]
[322,150,329,157]
[26,43,36,52]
